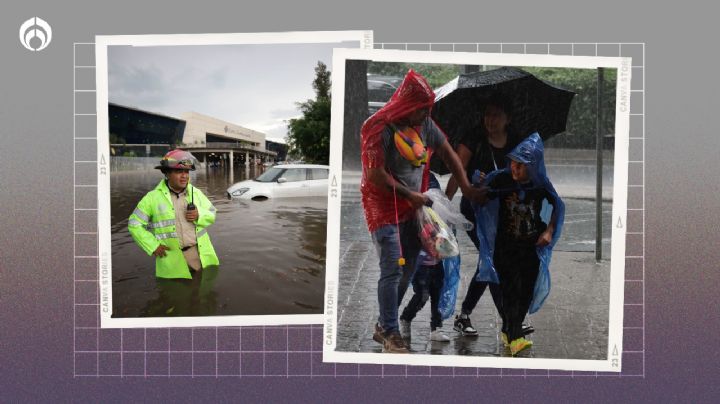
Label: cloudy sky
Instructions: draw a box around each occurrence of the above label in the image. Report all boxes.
[108,41,358,143]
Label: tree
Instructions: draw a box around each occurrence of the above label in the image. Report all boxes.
[287,61,332,164]
[109,132,126,145]
[368,61,461,89]
[313,61,331,99]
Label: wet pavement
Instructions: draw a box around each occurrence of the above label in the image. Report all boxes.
[335,171,610,360]
[111,166,327,318]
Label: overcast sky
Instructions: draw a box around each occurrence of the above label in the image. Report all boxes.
[108,41,358,143]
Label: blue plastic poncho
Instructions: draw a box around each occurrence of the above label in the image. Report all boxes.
[438,254,461,320]
[472,133,565,314]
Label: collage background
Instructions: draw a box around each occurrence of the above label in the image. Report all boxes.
[76,42,640,377]
[2,0,717,401]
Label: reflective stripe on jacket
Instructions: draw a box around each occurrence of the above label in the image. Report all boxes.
[128,180,219,279]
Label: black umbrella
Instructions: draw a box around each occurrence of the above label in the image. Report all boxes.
[430,66,576,174]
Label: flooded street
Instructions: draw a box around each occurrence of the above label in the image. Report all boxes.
[110,166,327,317]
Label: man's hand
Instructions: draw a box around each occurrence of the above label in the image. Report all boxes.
[185,209,199,222]
[152,245,170,257]
[445,144,473,200]
[536,229,553,247]
[408,191,429,210]
[367,167,426,208]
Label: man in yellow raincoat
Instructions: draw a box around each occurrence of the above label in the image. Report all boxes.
[128,149,219,279]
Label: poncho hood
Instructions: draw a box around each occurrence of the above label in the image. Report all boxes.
[360,70,437,232]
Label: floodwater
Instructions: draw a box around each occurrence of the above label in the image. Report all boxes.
[110,166,327,317]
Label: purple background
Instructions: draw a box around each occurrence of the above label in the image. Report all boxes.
[2,1,719,401]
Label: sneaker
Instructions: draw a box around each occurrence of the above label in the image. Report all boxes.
[430,329,450,342]
[453,314,478,336]
[372,322,385,345]
[382,332,410,353]
[522,324,535,336]
[509,337,533,356]
[400,319,411,339]
[501,332,509,347]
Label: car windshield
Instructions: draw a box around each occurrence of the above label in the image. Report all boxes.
[254,167,285,182]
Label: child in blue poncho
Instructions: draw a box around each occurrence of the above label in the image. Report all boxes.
[473,133,565,356]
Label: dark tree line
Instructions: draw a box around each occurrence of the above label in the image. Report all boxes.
[286,62,332,165]
[288,61,618,166]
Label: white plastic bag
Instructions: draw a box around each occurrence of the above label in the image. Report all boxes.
[423,188,473,231]
[417,205,459,259]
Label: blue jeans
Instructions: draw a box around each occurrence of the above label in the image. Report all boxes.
[400,261,444,330]
[372,221,422,334]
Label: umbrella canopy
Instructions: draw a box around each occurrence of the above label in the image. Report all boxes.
[430,66,575,174]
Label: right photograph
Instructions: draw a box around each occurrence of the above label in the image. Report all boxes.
[324,48,630,372]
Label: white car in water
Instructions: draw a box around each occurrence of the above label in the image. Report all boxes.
[227,164,329,200]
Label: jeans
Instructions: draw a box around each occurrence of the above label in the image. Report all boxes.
[400,261,444,330]
[459,197,503,316]
[372,221,422,334]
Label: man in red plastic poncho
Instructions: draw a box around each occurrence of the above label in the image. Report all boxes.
[361,70,487,353]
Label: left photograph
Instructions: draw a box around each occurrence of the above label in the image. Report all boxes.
[95,31,373,327]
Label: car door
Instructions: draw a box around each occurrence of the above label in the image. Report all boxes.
[273,168,307,198]
[307,168,329,197]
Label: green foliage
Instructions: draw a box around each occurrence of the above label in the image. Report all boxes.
[368,62,462,89]
[519,66,617,149]
[367,62,617,149]
[286,61,332,164]
[109,132,126,145]
[313,62,331,99]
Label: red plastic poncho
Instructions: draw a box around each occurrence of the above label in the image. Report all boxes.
[360,69,437,232]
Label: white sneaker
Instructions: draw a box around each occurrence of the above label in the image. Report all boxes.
[430,329,450,342]
[399,319,411,339]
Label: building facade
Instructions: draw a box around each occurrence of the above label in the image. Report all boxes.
[109,103,277,166]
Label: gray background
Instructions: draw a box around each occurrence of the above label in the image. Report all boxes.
[1,0,717,401]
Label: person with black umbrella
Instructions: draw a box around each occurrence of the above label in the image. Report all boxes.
[432,67,575,341]
[445,94,522,337]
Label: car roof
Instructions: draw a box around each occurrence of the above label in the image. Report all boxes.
[272,164,329,169]
[367,75,403,86]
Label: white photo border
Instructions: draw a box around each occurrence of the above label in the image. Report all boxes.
[96,30,374,328]
[323,48,631,372]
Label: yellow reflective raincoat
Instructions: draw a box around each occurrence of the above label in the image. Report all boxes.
[128,180,219,279]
